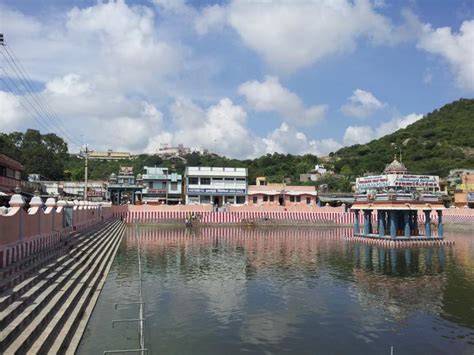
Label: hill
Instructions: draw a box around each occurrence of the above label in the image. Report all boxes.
[331,98,474,177]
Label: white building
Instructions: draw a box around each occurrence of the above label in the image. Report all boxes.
[185,167,247,206]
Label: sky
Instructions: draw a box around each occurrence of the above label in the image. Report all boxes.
[0,0,473,157]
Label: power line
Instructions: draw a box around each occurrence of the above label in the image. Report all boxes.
[3,43,81,147]
[0,38,82,149]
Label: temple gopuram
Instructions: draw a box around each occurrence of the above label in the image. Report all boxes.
[350,157,453,246]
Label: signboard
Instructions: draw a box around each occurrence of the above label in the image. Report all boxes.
[187,188,246,195]
[356,175,389,190]
[147,188,167,194]
[390,175,439,188]
[357,174,439,191]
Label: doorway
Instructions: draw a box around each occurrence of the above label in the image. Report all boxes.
[278,195,284,206]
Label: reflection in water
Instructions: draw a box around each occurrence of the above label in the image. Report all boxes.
[79,226,474,355]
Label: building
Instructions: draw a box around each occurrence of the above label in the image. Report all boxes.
[88,150,131,160]
[0,153,23,196]
[156,144,191,158]
[453,170,474,208]
[351,158,445,241]
[107,166,142,205]
[248,177,317,206]
[299,164,332,182]
[185,167,247,206]
[40,181,107,201]
[140,166,182,204]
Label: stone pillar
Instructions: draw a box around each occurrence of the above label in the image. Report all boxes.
[368,211,373,234]
[364,210,370,236]
[354,210,360,235]
[424,210,431,238]
[404,211,411,238]
[30,196,44,235]
[437,210,443,238]
[9,194,26,241]
[378,210,385,237]
[413,210,418,236]
[390,210,397,239]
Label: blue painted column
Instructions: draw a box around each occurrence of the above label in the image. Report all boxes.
[354,210,360,235]
[390,210,397,239]
[404,211,411,238]
[378,210,385,237]
[437,210,444,238]
[364,210,370,236]
[424,210,431,238]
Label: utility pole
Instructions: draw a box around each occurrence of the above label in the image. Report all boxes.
[84,145,89,201]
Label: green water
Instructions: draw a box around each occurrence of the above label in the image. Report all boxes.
[78,226,474,354]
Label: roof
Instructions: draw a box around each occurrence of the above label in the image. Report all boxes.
[186,166,247,178]
[0,153,24,171]
[248,184,317,196]
[383,159,407,174]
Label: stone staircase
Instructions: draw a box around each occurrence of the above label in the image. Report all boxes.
[0,219,125,354]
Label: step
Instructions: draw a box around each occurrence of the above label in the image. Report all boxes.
[5,223,124,354]
[0,220,119,310]
[0,222,120,329]
[0,222,122,352]
[0,220,115,293]
[33,224,125,354]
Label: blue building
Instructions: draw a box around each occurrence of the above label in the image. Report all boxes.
[140,166,182,205]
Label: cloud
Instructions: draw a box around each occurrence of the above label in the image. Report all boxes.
[340,89,385,118]
[262,123,342,156]
[0,91,27,131]
[238,76,327,126]
[146,98,263,158]
[196,0,403,73]
[343,113,423,145]
[417,20,474,91]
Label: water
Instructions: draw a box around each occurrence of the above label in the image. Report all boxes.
[78,226,474,354]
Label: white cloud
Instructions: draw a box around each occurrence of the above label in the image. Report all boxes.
[196,0,402,72]
[195,4,227,35]
[343,113,423,145]
[146,98,263,158]
[238,76,327,126]
[340,89,385,118]
[262,123,342,156]
[417,20,474,91]
[0,91,27,131]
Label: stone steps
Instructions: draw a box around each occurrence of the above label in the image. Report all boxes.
[0,219,124,354]
[0,221,119,330]
[0,220,117,312]
[0,220,113,294]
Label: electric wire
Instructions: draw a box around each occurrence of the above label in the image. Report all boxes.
[3,43,81,147]
[0,43,81,150]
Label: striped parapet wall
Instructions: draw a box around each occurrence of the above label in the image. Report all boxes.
[0,195,114,268]
[123,209,356,225]
[352,209,474,225]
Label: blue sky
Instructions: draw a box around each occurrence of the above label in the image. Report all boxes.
[0,0,473,157]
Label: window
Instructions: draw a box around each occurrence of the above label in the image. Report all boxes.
[296,196,301,203]
[171,182,178,191]
[188,195,199,203]
[189,177,199,185]
[253,196,258,203]
[201,195,211,204]
[148,181,153,188]
[200,178,211,185]
[290,196,295,202]
[236,196,245,204]
[306,197,311,205]
[269,195,274,202]
[263,195,268,202]
[225,178,235,182]
[225,196,235,204]
[236,178,246,182]
[213,178,223,182]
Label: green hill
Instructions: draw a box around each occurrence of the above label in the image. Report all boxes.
[331,98,474,177]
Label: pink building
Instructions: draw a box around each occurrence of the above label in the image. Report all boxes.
[248,184,317,206]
